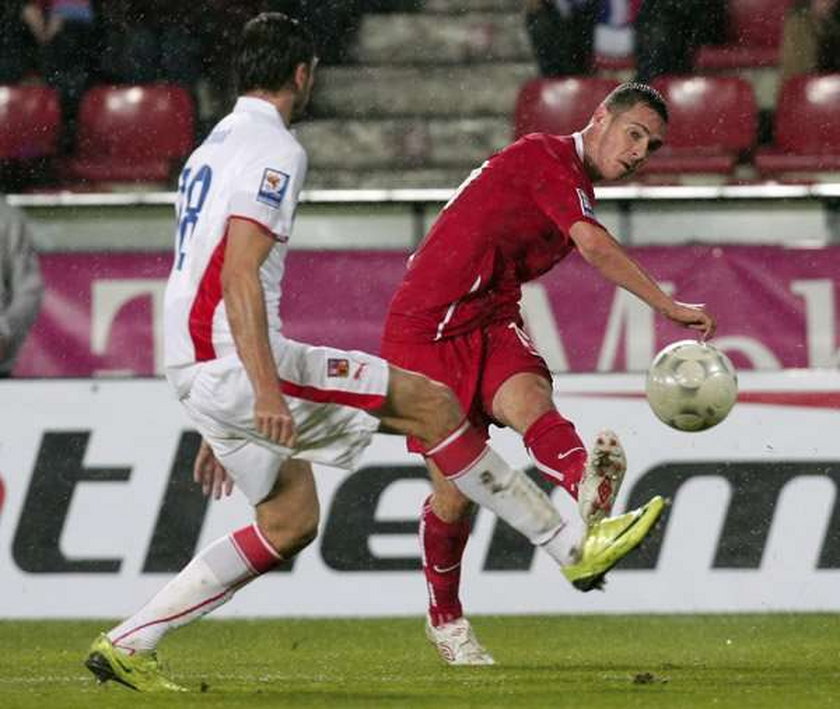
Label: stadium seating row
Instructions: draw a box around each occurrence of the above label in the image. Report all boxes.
[594,0,793,72]
[0,84,194,184]
[2,71,840,187]
[515,74,840,181]
[693,0,792,70]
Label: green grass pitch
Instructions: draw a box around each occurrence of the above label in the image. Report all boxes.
[1,615,838,708]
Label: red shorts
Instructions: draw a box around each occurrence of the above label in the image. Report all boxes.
[380,320,551,452]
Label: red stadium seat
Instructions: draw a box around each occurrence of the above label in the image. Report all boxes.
[513,77,620,139]
[592,54,635,73]
[64,84,194,184]
[0,85,61,160]
[695,0,793,69]
[755,74,840,177]
[642,76,758,177]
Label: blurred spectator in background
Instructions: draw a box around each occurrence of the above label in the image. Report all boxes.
[635,0,725,82]
[525,0,598,76]
[593,0,639,64]
[199,1,278,132]
[0,2,40,84]
[0,198,43,378]
[271,1,364,65]
[780,0,840,79]
[98,0,202,88]
[22,0,98,151]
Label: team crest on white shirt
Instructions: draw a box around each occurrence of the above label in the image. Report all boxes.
[327,358,350,377]
[257,168,290,208]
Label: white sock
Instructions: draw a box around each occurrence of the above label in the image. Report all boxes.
[107,524,280,653]
[450,448,580,566]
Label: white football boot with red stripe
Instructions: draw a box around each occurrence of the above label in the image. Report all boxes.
[425,617,495,666]
[577,430,627,526]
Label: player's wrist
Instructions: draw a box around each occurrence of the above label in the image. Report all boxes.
[656,299,677,318]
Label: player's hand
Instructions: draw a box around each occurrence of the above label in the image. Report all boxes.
[193,438,234,500]
[254,388,297,448]
[664,301,716,340]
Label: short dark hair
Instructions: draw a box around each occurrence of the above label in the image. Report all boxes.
[235,13,317,95]
[604,82,669,124]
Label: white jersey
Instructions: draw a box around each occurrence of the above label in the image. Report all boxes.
[162,97,389,502]
[164,97,307,369]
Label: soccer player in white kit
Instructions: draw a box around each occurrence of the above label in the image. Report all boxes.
[84,13,665,692]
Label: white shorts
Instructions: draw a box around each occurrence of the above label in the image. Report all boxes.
[167,340,389,505]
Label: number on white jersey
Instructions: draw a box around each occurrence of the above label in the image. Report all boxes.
[175,164,213,270]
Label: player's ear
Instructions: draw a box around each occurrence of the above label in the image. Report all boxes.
[293,61,312,92]
[295,62,310,91]
[591,103,608,126]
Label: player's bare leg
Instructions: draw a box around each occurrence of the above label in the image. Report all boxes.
[87,459,317,691]
[255,459,320,557]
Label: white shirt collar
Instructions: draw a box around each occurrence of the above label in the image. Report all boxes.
[233,96,286,127]
[572,131,584,162]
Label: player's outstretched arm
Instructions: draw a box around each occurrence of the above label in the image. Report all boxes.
[222,217,297,447]
[569,220,716,339]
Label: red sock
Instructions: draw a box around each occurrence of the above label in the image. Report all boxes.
[420,496,471,627]
[523,411,586,496]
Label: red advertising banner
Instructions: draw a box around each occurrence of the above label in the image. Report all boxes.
[13,246,840,377]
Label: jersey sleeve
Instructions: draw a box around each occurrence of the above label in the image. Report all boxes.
[531,171,601,235]
[228,144,307,240]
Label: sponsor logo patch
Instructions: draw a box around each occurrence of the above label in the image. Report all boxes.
[576,188,595,219]
[257,168,290,208]
[327,358,350,378]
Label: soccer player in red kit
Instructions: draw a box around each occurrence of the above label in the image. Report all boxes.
[381,83,717,665]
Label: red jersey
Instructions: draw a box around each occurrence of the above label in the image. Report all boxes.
[383,133,600,343]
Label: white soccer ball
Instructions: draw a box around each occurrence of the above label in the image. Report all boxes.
[645,340,738,432]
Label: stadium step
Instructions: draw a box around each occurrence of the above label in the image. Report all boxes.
[424,0,517,11]
[353,12,531,65]
[305,165,468,190]
[311,63,536,118]
[297,117,511,170]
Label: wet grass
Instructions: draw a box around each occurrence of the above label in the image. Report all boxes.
[1,614,838,708]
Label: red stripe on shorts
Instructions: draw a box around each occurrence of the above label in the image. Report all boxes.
[280,379,386,411]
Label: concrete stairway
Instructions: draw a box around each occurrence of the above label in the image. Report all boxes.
[301,2,536,189]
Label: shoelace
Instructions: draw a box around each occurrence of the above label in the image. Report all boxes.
[593,450,621,480]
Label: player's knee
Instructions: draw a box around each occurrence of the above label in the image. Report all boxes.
[258,507,319,558]
[413,377,463,443]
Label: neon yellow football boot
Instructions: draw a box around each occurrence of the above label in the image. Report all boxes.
[85,634,186,692]
[563,495,666,592]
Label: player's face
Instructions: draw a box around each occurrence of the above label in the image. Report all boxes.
[291,58,317,122]
[592,103,666,181]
